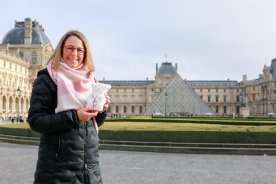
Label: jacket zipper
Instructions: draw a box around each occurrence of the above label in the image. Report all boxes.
[56,136,61,159]
[84,122,89,184]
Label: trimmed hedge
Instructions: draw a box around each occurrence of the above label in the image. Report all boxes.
[99,130,276,144]
[1,121,276,144]
[2,127,275,144]
[106,118,276,126]
[151,116,276,121]
[0,127,40,137]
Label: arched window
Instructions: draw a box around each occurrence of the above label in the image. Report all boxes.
[215,95,219,102]
[3,96,6,112]
[224,106,227,114]
[236,106,240,114]
[131,106,135,113]
[208,95,211,102]
[107,106,111,113]
[32,51,38,64]
[139,106,143,114]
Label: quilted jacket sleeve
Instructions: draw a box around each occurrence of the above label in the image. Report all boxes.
[95,111,107,127]
[28,70,80,134]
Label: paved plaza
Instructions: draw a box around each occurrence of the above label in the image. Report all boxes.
[0,142,276,184]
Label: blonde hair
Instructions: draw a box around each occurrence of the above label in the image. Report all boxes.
[48,30,95,73]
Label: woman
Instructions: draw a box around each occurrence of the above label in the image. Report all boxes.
[28,30,110,184]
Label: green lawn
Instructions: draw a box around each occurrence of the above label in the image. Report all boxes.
[0,123,29,129]
[100,121,276,133]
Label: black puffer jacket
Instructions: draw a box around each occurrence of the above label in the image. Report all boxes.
[28,68,106,184]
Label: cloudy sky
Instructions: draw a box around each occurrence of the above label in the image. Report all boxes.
[1,0,276,81]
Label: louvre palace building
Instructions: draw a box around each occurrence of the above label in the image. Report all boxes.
[0,18,53,120]
[1,18,276,119]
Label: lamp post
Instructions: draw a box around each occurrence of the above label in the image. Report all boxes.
[261,85,265,116]
[16,88,21,123]
[164,92,168,117]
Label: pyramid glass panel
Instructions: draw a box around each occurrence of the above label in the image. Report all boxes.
[145,75,212,115]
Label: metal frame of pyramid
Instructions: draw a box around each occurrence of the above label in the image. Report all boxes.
[145,75,212,115]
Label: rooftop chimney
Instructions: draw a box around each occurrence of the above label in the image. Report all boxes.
[24,18,32,45]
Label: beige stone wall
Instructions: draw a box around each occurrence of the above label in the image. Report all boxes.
[107,84,244,116]
[106,64,276,116]
[0,52,31,119]
[193,87,241,115]
[107,79,185,116]
[241,77,276,116]
[108,86,148,115]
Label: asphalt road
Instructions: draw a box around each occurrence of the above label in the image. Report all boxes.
[0,142,276,184]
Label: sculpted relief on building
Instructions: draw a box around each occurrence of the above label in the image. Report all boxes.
[1,18,276,120]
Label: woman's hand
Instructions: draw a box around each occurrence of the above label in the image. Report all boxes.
[103,95,111,112]
[77,107,98,122]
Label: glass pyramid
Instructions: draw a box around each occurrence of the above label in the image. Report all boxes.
[145,75,212,115]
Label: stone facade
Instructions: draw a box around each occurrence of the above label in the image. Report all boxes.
[0,18,53,120]
[103,63,244,116]
[239,61,276,116]
[0,53,31,119]
[104,60,276,116]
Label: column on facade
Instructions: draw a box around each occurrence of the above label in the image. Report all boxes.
[7,96,11,116]
[15,96,19,117]
[12,96,16,116]
[25,98,29,118]
[123,104,128,114]
[22,97,26,115]
[0,95,2,118]
[2,96,7,118]
[20,97,24,115]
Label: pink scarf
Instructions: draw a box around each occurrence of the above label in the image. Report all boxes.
[47,61,95,113]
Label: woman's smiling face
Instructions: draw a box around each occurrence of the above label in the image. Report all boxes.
[62,35,85,68]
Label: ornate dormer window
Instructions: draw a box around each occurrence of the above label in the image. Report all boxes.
[32,51,37,64]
